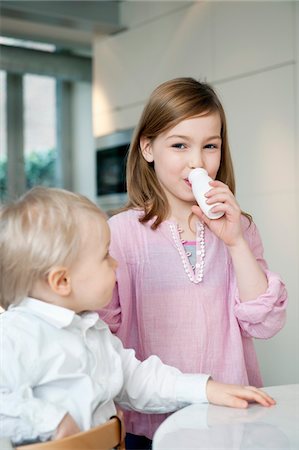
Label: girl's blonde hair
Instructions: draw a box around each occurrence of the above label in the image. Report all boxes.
[125,77,247,229]
[0,186,105,310]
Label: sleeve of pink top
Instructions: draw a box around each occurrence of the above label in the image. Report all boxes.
[233,221,288,339]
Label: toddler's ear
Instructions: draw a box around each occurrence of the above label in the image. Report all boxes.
[140,137,154,163]
[47,267,71,296]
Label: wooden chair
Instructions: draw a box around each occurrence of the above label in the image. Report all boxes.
[12,414,126,450]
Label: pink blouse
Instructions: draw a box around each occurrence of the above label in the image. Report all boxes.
[99,209,287,439]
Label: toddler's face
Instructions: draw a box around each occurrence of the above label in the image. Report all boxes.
[69,215,117,313]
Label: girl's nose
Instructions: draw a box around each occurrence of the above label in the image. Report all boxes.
[188,150,203,169]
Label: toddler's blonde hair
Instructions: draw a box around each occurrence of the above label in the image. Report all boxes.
[0,187,105,310]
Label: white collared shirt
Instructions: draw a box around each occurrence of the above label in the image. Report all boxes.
[0,298,209,443]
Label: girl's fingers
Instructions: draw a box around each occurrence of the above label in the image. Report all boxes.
[205,187,233,199]
[205,193,238,206]
[208,180,228,189]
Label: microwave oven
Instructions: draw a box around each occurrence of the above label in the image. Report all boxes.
[95,128,133,212]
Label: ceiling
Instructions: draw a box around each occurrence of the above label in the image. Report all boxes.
[0,0,125,55]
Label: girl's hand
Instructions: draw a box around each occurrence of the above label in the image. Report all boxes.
[54,413,81,440]
[191,180,243,247]
[206,379,276,409]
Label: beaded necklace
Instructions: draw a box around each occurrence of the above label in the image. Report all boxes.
[169,221,205,283]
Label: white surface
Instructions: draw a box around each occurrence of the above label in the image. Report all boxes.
[152,384,299,450]
[93,1,213,130]
[217,65,296,198]
[212,2,294,80]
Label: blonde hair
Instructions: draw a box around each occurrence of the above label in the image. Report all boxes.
[0,187,105,309]
[125,77,250,229]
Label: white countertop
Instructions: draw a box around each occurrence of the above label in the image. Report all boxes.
[152,384,299,450]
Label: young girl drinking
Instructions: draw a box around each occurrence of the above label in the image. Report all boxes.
[99,77,287,449]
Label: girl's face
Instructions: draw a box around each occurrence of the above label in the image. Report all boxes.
[141,112,222,213]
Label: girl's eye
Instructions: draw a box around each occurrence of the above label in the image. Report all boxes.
[204,144,218,150]
[172,143,186,150]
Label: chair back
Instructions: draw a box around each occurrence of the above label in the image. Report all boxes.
[15,414,126,450]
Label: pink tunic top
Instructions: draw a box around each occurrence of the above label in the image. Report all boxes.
[100,209,287,439]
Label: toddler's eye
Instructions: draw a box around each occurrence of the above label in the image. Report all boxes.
[172,143,186,150]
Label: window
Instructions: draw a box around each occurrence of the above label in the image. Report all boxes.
[0,35,91,198]
[24,74,57,188]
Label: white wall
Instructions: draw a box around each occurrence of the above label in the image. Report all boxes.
[92,0,299,385]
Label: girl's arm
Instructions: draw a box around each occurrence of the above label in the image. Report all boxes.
[192,181,287,338]
[231,222,287,338]
[226,234,267,302]
[192,180,270,301]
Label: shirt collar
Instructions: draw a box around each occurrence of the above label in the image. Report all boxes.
[15,297,77,328]
[10,297,107,331]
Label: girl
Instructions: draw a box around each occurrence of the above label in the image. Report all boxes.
[99,77,287,449]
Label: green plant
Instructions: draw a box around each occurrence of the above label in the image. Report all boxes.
[25,148,57,188]
[0,148,57,201]
[0,157,7,201]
